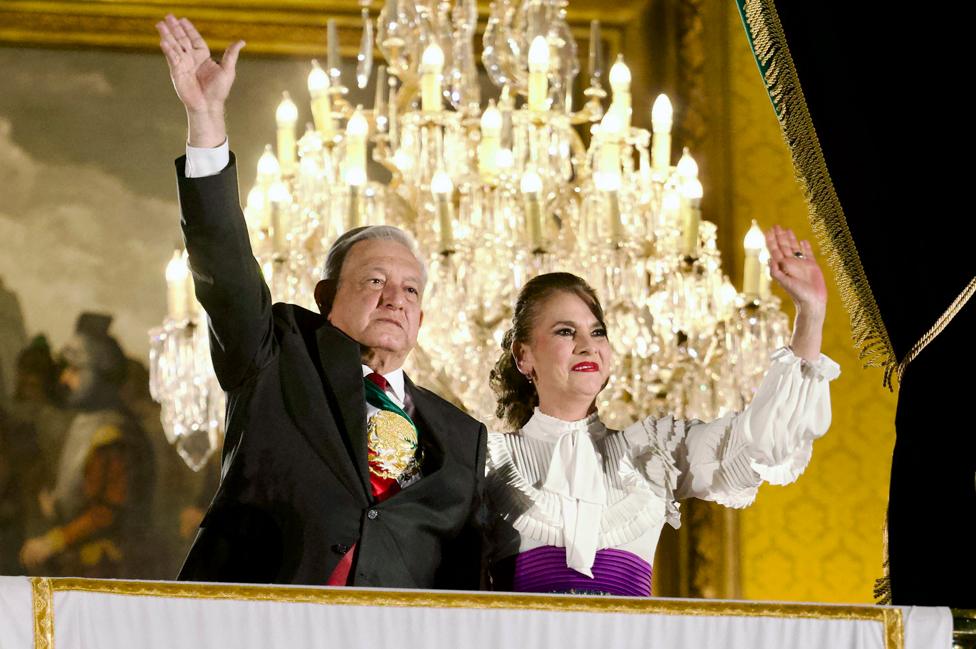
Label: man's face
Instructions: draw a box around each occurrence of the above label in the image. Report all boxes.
[58,335,98,406]
[326,238,425,360]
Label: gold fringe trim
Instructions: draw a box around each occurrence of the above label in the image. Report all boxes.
[36,578,903,649]
[896,276,976,381]
[31,577,54,649]
[739,0,899,388]
[874,517,892,605]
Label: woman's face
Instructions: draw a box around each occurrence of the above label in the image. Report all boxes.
[516,290,612,413]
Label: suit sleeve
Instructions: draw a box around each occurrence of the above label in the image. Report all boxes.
[176,153,275,391]
[438,421,489,590]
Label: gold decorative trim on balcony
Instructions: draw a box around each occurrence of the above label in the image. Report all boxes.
[31,577,905,649]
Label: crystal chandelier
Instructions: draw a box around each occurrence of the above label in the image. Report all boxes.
[150,0,789,469]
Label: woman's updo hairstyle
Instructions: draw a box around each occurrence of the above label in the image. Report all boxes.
[490,272,606,430]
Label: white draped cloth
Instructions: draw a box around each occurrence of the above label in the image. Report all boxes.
[486,347,841,576]
[0,576,953,649]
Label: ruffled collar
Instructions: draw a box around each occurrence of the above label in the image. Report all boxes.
[520,408,607,444]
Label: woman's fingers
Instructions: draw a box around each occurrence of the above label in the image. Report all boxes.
[801,239,815,259]
[785,228,801,253]
[765,226,785,261]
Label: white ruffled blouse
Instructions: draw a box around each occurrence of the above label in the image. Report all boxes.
[485,347,841,577]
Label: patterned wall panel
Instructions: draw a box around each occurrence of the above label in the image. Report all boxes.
[724,9,897,604]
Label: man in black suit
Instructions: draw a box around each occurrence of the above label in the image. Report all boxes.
[157,15,486,588]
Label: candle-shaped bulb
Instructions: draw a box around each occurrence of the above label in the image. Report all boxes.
[245,185,269,231]
[609,55,631,92]
[651,94,673,133]
[422,42,445,68]
[346,168,366,229]
[651,94,674,173]
[600,109,624,140]
[392,149,414,172]
[682,177,703,201]
[478,101,503,181]
[165,249,191,320]
[344,106,369,181]
[257,144,280,181]
[521,169,545,251]
[431,170,454,195]
[432,169,455,252]
[276,92,298,176]
[276,92,299,126]
[268,180,290,204]
[165,249,188,284]
[527,36,550,111]
[496,148,515,170]
[598,111,624,175]
[520,169,543,195]
[345,166,367,187]
[528,36,550,71]
[420,42,445,112]
[307,61,334,138]
[481,101,503,134]
[680,177,703,257]
[744,220,765,252]
[308,60,329,94]
[268,181,289,252]
[246,186,266,212]
[676,147,698,180]
[742,220,765,296]
[662,189,681,213]
[595,170,622,192]
[346,109,369,137]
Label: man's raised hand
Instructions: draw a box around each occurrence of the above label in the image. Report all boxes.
[157,14,244,146]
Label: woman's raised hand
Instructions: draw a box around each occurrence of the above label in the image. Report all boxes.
[765,225,828,316]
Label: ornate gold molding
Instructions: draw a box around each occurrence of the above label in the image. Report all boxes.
[0,0,635,56]
[30,577,54,649]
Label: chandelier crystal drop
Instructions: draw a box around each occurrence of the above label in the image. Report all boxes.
[150,0,789,469]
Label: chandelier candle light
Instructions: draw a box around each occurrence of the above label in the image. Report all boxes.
[150,0,791,468]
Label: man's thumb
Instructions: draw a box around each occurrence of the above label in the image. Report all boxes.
[221,40,246,73]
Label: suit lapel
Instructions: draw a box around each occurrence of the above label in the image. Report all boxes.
[403,374,447,480]
[307,324,372,498]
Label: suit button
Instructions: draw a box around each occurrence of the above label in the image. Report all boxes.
[331,543,350,554]
[367,509,379,520]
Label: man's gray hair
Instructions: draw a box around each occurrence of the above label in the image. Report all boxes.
[323,225,428,286]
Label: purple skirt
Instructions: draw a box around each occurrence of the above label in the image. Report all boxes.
[512,546,652,597]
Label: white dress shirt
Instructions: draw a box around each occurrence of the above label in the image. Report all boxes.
[185,140,230,179]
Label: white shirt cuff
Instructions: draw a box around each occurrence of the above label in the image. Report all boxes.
[185,139,230,178]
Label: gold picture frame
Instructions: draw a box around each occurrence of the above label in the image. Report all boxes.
[0,0,637,56]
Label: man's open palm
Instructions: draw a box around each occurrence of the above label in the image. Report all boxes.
[156,14,244,113]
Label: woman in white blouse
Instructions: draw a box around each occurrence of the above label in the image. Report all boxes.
[485,226,838,595]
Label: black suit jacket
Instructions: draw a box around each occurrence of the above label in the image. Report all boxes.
[174,154,487,588]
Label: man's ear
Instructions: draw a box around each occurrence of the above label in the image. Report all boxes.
[314,279,338,318]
